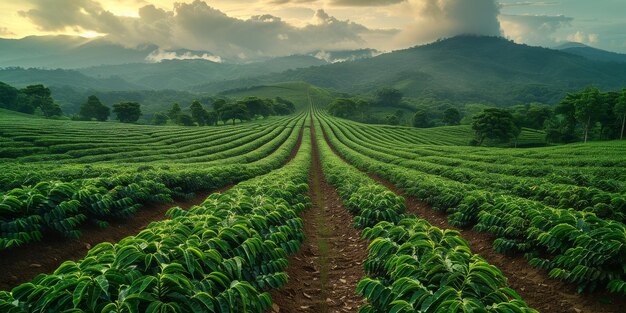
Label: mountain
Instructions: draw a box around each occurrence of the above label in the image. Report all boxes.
[79,55,327,90]
[307,49,380,63]
[0,36,158,69]
[194,36,626,105]
[0,68,140,91]
[556,42,626,63]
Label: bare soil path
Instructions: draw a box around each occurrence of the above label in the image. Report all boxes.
[270,123,369,313]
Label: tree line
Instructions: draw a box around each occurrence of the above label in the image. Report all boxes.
[470,87,626,146]
[75,95,142,123]
[0,81,297,126]
[326,86,626,146]
[154,96,296,126]
[0,82,62,117]
[327,88,464,127]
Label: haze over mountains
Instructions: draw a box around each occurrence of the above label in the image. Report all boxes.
[196,36,626,105]
[555,42,626,64]
[1,35,626,109]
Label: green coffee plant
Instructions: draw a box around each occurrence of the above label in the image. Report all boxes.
[0,120,313,312]
[312,116,536,312]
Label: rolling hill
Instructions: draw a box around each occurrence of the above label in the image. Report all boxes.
[79,55,327,90]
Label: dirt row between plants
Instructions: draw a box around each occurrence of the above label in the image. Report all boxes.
[0,189,217,291]
[270,123,369,313]
[317,123,624,313]
[0,126,304,292]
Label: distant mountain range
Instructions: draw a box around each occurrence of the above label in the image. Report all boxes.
[0,55,329,91]
[2,35,626,107]
[193,36,626,105]
[0,35,378,69]
[0,36,157,69]
[556,42,626,63]
[0,35,378,90]
[78,55,327,90]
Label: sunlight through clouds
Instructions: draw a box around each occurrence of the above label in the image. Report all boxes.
[1,0,625,54]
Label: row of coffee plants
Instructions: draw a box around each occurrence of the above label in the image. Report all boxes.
[0,112,294,162]
[335,118,626,191]
[0,117,305,251]
[0,114,298,178]
[0,122,313,312]
[329,117,626,222]
[312,117,537,312]
[318,114,626,294]
[0,115,299,191]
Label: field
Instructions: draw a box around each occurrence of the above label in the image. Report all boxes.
[0,102,625,313]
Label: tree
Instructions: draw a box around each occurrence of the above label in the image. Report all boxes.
[553,93,579,143]
[511,123,522,148]
[525,104,553,129]
[471,108,519,146]
[616,89,626,140]
[575,87,601,143]
[212,99,227,124]
[0,82,19,111]
[412,109,431,128]
[1,82,61,117]
[113,102,142,123]
[177,114,195,126]
[354,99,370,121]
[442,108,461,126]
[152,112,169,125]
[205,110,218,126]
[274,97,296,115]
[219,102,249,125]
[79,95,110,121]
[168,103,182,122]
[386,114,400,125]
[212,99,226,111]
[190,101,209,126]
[375,88,402,107]
[20,84,61,117]
[328,98,357,118]
[544,117,564,144]
[240,97,272,119]
[272,102,291,116]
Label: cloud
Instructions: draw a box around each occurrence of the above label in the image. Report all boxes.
[499,14,572,46]
[330,0,407,6]
[267,0,406,5]
[18,0,397,59]
[566,31,598,45]
[0,27,14,36]
[499,1,559,7]
[18,0,120,32]
[396,0,502,46]
[312,49,381,63]
[145,49,223,63]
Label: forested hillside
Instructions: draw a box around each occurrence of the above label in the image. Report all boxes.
[194,36,626,105]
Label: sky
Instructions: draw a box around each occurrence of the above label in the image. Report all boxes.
[1,0,625,59]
